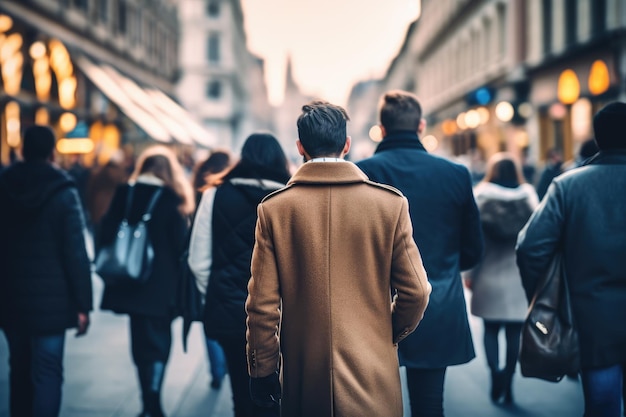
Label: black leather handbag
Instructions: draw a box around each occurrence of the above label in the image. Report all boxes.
[95,186,162,286]
[519,252,580,382]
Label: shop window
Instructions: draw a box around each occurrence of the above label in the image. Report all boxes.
[565,1,577,46]
[592,0,606,35]
[71,0,88,11]
[207,1,221,17]
[542,0,552,54]
[207,33,220,64]
[98,0,109,23]
[118,1,127,35]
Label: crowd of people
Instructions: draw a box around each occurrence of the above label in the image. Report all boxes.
[0,90,625,417]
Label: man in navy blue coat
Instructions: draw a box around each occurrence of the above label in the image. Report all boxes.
[357,90,483,417]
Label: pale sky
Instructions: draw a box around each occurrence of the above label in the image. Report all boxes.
[240,0,421,106]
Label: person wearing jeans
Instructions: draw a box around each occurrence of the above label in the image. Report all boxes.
[0,125,93,417]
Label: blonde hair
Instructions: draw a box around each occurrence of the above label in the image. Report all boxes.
[130,145,195,215]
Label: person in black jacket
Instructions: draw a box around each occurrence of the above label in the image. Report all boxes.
[356,90,483,417]
[0,125,93,417]
[188,133,291,417]
[98,145,193,417]
[517,102,626,417]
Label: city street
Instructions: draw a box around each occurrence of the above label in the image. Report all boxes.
[0,278,584,417]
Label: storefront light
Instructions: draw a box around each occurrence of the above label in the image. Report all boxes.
[5,101,20,148]
[422,135,439,152]
[477,107,490,125]
[29,41,47,60]
[59,112,78,132]
[456,112,467,130]
[571,98,592,141]
[441,119,457,136]
[0,33,22,62]
[58,76,77,109]
[495,101,514,122]
[465,110,481,129]
[588,60,610,96]
[0,15,13,33]
[557,69,580,105]
[35,108,50,125]
[549,103,567,120]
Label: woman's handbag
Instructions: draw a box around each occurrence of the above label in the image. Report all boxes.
[519,252,580,382]
[95,186,162,286]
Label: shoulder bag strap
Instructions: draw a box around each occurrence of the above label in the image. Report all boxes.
[141,188,164,221]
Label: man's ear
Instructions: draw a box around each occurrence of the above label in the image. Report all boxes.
[418,119,426,135]
[341,136,351,157]
[296,140,306,156]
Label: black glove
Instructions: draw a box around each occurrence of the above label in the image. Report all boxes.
[250,371,281,407]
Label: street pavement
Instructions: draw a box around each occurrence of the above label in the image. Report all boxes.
[1,277,584,417]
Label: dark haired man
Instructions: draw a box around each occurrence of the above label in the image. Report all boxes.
[517,102,626,416]
[357,90,483,417]
[0,125,92,417]
[245,100,431,417]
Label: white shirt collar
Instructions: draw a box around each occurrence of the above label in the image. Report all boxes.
[308,157,347,163]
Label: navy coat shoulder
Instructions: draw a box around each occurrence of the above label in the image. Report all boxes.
[98,179,188,318]
[0,161,93,334]
[517,150,626,369]
[357,132,483,368]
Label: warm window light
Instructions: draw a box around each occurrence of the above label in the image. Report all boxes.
[0,15,13,33]
[464,110,481,129]
[495,101,514,122]
[5,101,20,148]
[588,60,610,96]
[35,72,52,101]
[441,119,457,136]
[369,125,382,142]
[549,102,567,120]
[558,69,580,105]
[58,76,77,109]
[29,41,47,60]
[0,33,23,62]
[56,138,95,154]
[35,108,50,125]
[456,112,467,130]
[59,112,78,132]
[422,135,439,152]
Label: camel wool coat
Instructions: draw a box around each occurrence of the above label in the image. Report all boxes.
[245,161,431,417]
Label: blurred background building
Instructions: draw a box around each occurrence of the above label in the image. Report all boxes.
[347,0,623,176]
[175,0,274,154]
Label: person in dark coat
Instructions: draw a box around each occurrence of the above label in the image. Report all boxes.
[465,153,538,404]
[356,90,483,417]
[534,148,563,200]
[98,145,192,417]
[188,133,291,417]
[517,102,626,417]
[0,125,92,417]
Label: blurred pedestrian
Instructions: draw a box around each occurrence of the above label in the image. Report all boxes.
[98,145,193,417]
[245,101,431,417]
[86,151,128,243]
[464,152,538,404]
[562,138,600,172]
[357,90,483,417]
[535,148,563,200]
[517,102,626,417]
[0,125,92,417]
[189,150,233,390]
[188,134,291,417]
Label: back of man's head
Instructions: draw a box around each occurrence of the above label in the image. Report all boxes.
[297,100,350,158]
[379,90,422,133]
[593,102,626,150]
[22,125,56,162]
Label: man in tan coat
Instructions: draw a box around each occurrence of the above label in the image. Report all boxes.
[245,100,431,417]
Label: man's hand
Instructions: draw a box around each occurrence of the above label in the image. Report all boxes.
[76,312,90,337]
[250,371,281,407]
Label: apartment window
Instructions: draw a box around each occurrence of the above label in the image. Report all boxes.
[207,33,220,63]
[71,0,88,11]
[565,2,577,45]
[207,80,222,99]
[592,0,606,35]
[542,0,552,54]
[497,4,506,58]
[98,0,109,23]
[207,1,221,17]
[118,1,127,34]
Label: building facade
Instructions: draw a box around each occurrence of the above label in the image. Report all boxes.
[176,0,274,153]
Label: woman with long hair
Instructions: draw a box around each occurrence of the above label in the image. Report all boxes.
[98,145,193,417]
[188,133,291,417]
[464,152,539,404]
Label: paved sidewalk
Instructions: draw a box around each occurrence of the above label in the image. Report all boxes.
[0,281,584,417]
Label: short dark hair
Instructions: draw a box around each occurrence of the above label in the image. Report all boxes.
[379,90,422,133]
[593,102,626,150]
[22,125,56,161]
[297,100,350,158]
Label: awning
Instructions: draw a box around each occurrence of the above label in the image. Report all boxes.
[75,55,172,143]
[76,55,216,148]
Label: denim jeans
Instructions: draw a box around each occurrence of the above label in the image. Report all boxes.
[3,330,66,417]
[206,337,227,381]
[581,363,626,417]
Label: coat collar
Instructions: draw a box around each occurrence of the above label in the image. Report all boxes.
[288,161,368,185]
[583,149,626,166]
[375,131,426,154]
